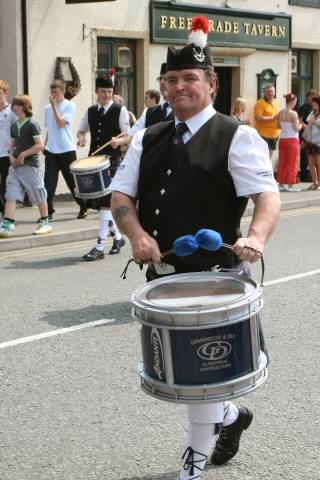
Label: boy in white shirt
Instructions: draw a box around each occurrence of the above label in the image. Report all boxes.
[44,79,87,220]
[0,80,17,216]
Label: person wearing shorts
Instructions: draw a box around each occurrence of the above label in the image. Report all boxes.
[0,95,52,238]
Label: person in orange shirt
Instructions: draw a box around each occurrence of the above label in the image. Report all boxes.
[254,84,281,158]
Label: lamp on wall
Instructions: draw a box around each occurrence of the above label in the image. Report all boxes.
[117,46,132,69]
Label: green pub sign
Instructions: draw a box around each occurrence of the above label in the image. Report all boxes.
[150,1,291,51]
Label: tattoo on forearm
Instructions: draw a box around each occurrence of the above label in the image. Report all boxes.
[114,205,134,220]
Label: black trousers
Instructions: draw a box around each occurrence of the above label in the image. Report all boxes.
[0,156,10,214]
[44,150,86,214]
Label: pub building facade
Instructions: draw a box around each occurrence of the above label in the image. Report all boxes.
[1,0,320,143]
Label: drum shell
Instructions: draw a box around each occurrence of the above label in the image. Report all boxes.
[132,271,267,403]
[70,156,111,199]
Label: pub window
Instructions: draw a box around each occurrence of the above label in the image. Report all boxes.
[289,0,320,7]
[97,37,136,114]
[291,49,313,107]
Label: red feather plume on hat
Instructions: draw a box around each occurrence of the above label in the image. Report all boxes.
[191,16,209,34]
[188,16,209,48]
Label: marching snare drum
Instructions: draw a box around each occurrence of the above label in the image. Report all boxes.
[132,271,267,404]
[70,155,112,199]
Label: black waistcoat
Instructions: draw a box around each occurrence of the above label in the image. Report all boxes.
[145,105,174,127]
[88,103,121,159]
[137,113,248,272]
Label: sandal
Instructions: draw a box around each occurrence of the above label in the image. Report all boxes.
[305,184,317,190]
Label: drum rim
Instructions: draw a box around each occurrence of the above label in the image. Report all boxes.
[70,155,110,172]
[133,304,263,329]
[138,352,268,403]
[132,271,263,317]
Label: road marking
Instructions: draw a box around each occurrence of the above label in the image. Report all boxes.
[264,268,320,286]
[0,318,115,350]
[1,268,320,351]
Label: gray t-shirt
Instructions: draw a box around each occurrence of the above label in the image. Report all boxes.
[10,118,42,167]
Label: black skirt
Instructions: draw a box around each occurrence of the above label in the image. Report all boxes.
[305,142,320,156]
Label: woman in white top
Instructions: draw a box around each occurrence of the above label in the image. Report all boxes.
[276,93,301,192]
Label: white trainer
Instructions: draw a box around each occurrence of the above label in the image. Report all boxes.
[0,219,15,238]
[33,219,52,235]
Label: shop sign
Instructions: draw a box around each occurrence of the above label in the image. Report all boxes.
[150,1,291,51]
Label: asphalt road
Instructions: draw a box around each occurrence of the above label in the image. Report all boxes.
[0,206,319,480]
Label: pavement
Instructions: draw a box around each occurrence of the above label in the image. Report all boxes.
[0,182,320,252]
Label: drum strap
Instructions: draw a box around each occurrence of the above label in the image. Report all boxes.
[120,258,143,279]
[181,447,207,477]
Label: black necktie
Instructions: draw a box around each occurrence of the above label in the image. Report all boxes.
[161,102,169,119]
[172,122,188,146]
[169,122,189,168]
[98,106,105,118]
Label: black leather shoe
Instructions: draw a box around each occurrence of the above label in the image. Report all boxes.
[82,247,104,261]
[210,407,253,465]
[77,208,88,219]
[109,237,125,255]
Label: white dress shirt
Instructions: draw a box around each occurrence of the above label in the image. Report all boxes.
[129,99,173,136]
[110,103,279,198]
[78,101,130,134]
[0,104,17,157]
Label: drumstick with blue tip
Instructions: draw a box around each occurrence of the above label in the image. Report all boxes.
[121,235,198,279]
[194,228,265,284]
[161,235,199,258]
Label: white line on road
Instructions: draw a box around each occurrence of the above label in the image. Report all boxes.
[0,318,114,350]
[264,268,320,286]
[0,268,319,351]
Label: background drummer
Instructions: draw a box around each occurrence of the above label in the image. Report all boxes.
[130,62,174,137]
[77,76,130,261]
[110,16,281,480]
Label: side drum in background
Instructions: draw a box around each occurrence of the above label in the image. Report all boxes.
[70,155,112,199]
[132,271,267,404]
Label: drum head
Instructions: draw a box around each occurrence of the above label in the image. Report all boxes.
[71,155,109,170]
[132,272,263,327]
[147,278,245,308]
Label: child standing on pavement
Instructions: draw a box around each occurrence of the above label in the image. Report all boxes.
[0,95,52,238]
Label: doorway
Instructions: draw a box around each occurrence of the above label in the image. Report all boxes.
[214,67,232,115]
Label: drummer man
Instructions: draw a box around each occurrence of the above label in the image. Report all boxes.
[110,16,281,480]
[77,76,130,260]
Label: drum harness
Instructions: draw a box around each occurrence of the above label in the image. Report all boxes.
[120,246,265,285]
